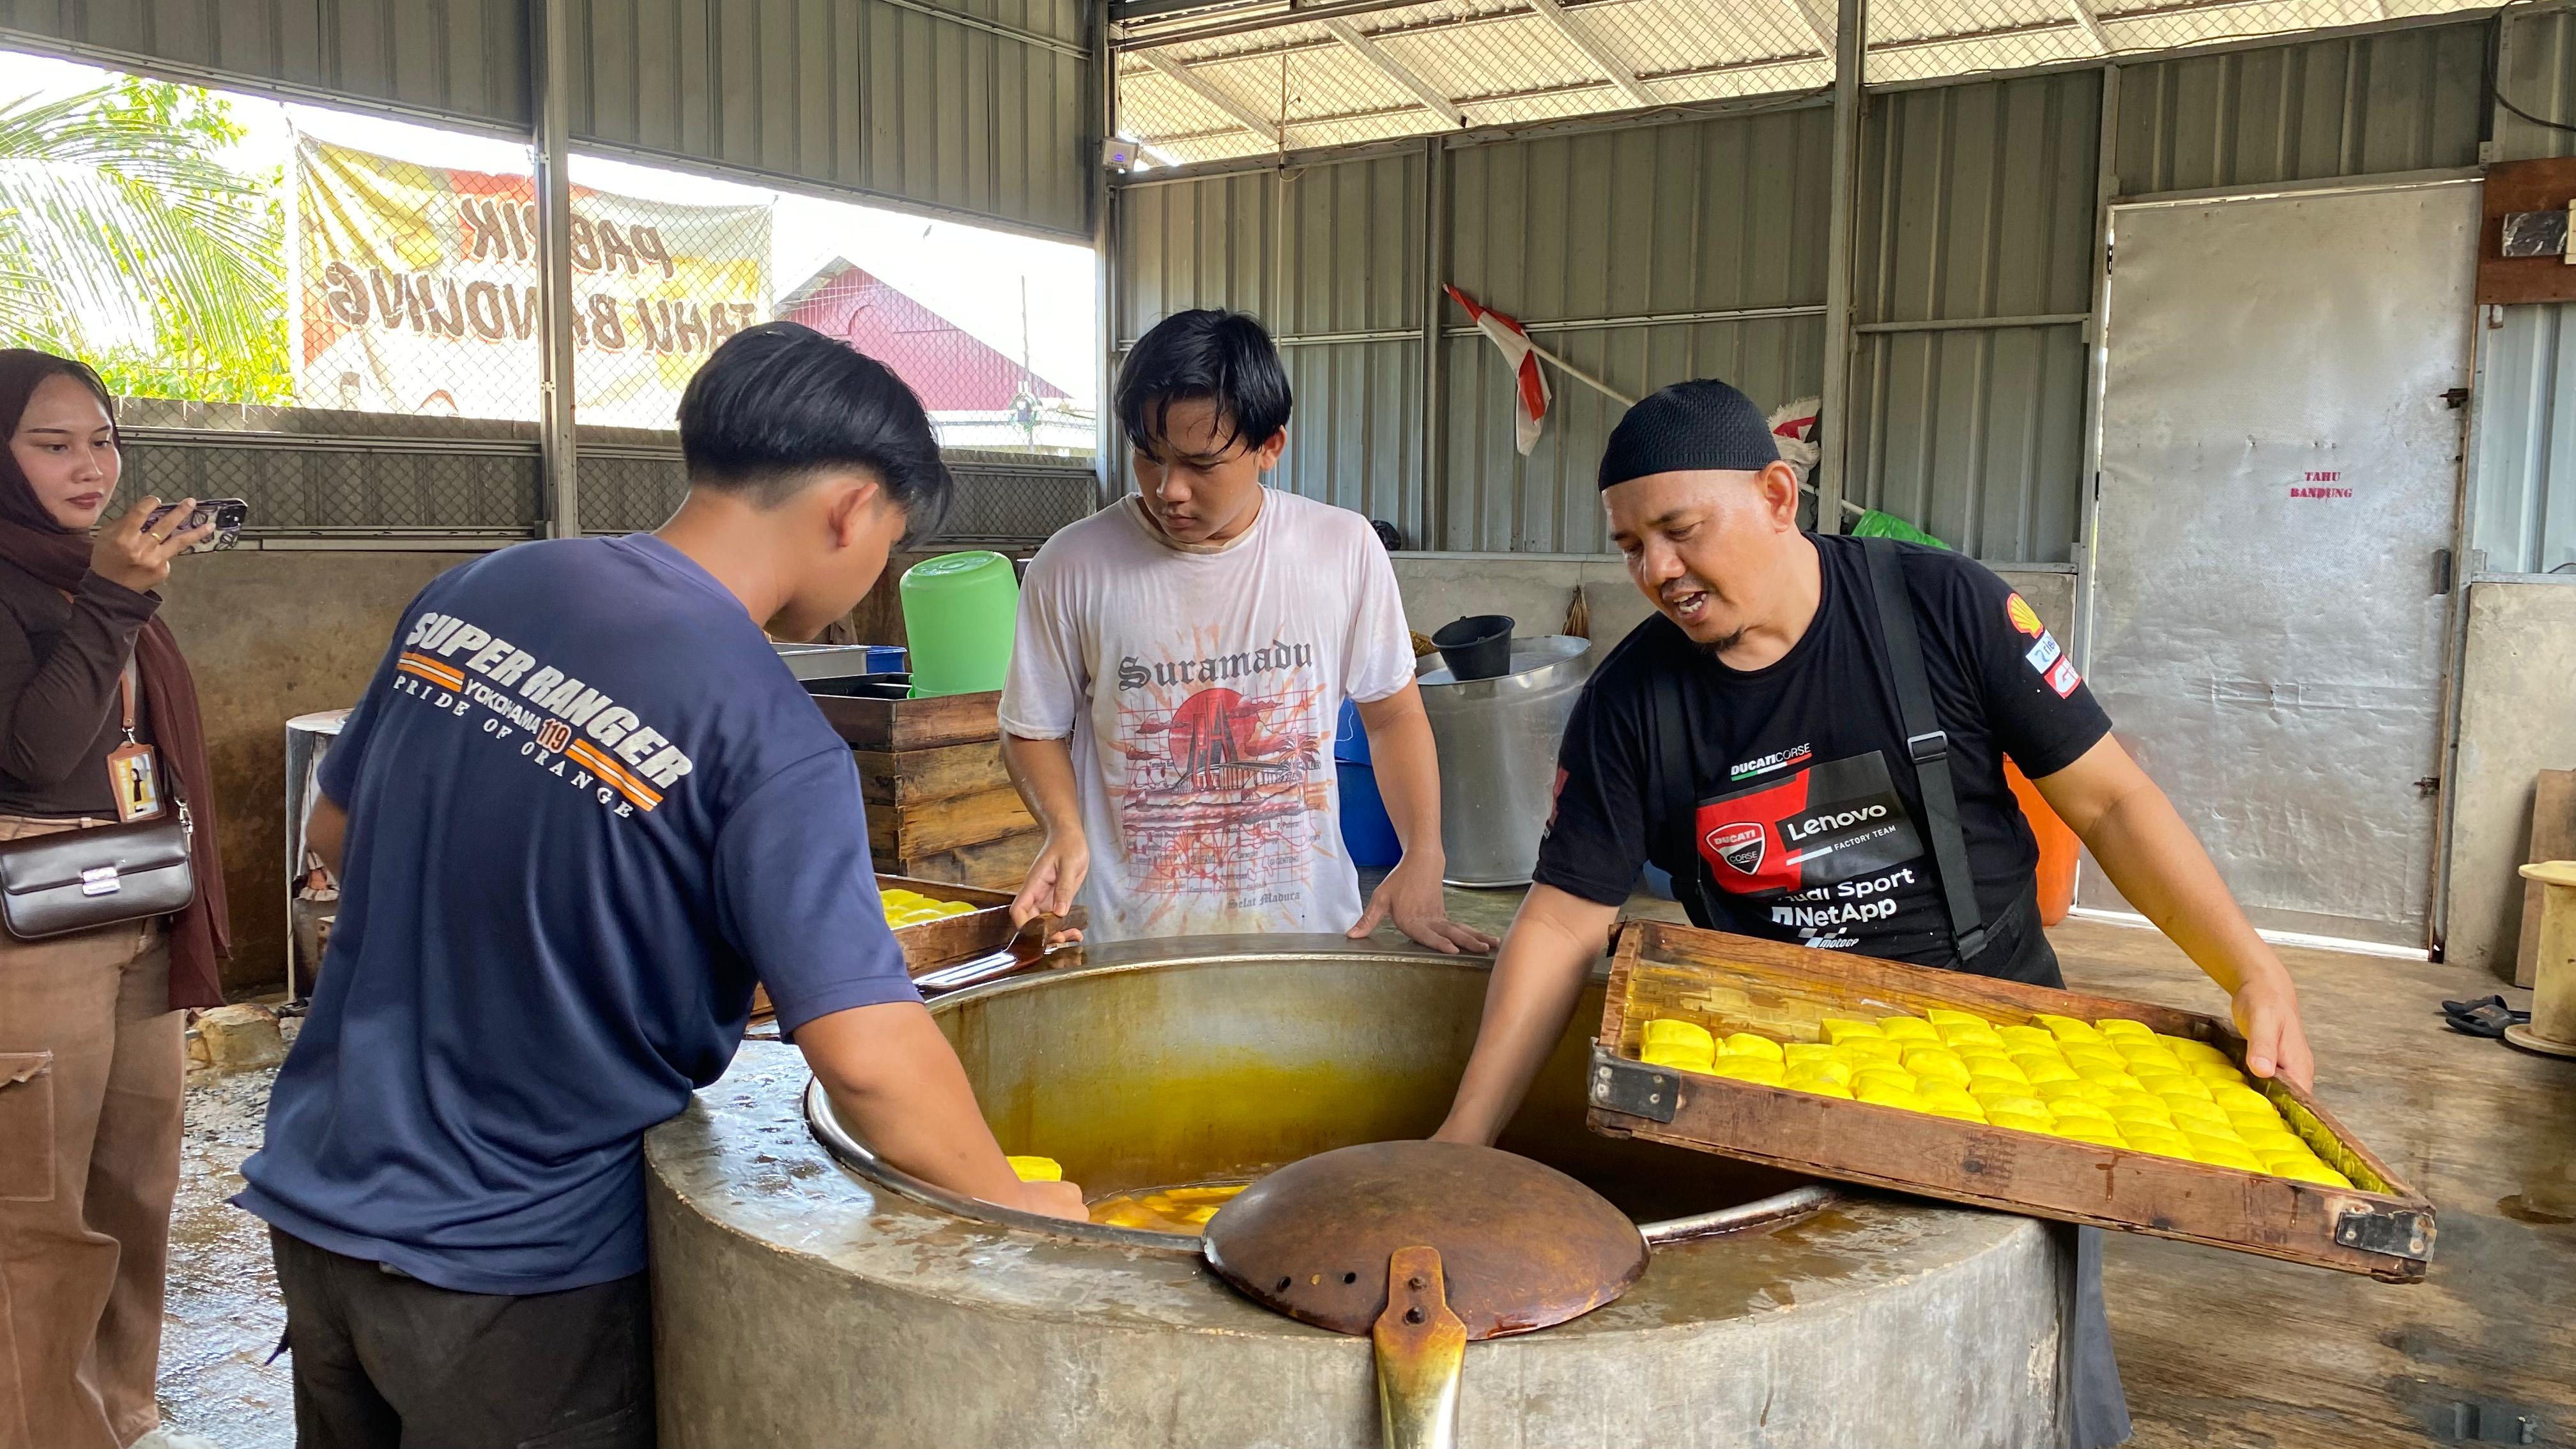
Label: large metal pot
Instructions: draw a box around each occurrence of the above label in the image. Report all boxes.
[1415,636,1593,887]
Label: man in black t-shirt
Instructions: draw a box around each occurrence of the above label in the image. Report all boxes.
[1433,379,2317,1449]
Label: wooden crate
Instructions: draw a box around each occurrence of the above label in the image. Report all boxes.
[813,686,1003,751]
[887,831,1045,893]
[1588,919,2436,1282]
[747,873,1078,1023]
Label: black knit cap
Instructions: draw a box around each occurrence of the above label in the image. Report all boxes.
[1597,378,1778,491]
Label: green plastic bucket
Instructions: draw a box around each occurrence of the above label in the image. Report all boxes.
[900,551,1018,698]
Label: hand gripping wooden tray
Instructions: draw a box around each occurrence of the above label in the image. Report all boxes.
[1586,920,2434,1281]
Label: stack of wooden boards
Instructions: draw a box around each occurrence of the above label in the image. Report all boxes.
[1591,919,2437,1281]
[811,687,1041,891]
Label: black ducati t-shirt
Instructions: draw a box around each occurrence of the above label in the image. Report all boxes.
[1535,535,2112,974]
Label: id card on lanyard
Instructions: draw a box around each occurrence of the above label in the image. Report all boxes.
[105,661,164,823]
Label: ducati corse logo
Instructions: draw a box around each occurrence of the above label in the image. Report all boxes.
[1707,821,1767,875]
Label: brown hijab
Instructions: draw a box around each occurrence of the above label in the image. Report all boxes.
[0,349,229,1010]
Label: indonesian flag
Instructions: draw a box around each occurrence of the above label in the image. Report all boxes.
[1445,284,1551,456]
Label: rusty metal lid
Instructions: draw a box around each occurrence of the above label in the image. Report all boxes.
[1200,1140,1649,1339]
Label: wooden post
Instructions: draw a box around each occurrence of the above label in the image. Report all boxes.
[2508,861,2576,1059]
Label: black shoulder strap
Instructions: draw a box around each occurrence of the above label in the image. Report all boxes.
[1860,537,1988,964]
[1649,664,1713,926]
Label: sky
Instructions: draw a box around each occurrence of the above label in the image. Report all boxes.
[4,50,1101,409]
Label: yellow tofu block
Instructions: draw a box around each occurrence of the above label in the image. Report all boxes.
[2013,1055,2079,1084]
[1966,1072,2032,1100]
[2073,1064,2141,1091]
[1641,1044,1717,1073]
[2113,1127,2174,1153]
[2103,1087,2170,1114]
[1901,1048,1974,1085]
[1821,1017,1887,1043]
[1996,1023,2059,1050]
[2209,1083,2274,1114]
[1924,1008,1991,1031]
[2147,1075,2214,1101]
[1878,1016,1941,1042]
[2059,1041,2126,1068]
[2189,1060,2251,1087]
[2195,1144,2269,1174]
[2094,1018,2154,1040]
[2107,1103,2174,1132]
[1855,1085,1926,1111]
[1840,1038,1906,1064]
[1851,1066,1919,1097]
[1706,1057,1786,1087]
[1783,1042,1839,1068]
[2055,1123,2128,1147]
[1953,1040,2017,1064]
[1922,1103,1989,1124]
[2036,1013,2104,1042]
[1917,1078,1980,1107]
[1790,1057,1855,1087]
[1007,1155,1062,1183]
[1987,1110,2057,1133]
[1972,1091,2051,1118]
[2047,1096,2114,1124]
[2165,1097,2233,1129]
[2159,1035,2233,1065]
[1644,1018,1717,1054]
[1938,1025,2009,1052]
[2113,1040,2186,1069]
[2030,1078,2093,1104]
[1721,1032,1786,1062]
[1787,1076,1856,1100]
[2272,1159,2356,1188]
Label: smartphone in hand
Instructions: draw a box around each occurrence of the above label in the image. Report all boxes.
[139,498,250,553]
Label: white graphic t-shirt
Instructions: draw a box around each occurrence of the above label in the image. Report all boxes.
[1000,489,1416,942]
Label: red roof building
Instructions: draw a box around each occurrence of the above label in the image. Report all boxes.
[778,258,1069,413]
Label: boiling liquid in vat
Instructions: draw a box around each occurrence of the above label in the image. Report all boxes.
[1087,1180,1252,1235]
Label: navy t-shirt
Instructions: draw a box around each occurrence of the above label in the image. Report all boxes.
[238,535,916,1294]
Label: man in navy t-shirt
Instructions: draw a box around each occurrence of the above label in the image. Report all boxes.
[238,323,1084,1449]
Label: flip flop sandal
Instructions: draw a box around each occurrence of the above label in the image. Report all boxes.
[2442,996,2531,1038]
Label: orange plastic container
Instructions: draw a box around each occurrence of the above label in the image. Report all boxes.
[2006,760,2078,926]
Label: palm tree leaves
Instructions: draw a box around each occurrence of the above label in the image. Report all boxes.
[0,80,288,401]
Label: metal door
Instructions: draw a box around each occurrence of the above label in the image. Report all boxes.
[2083,181,2476,947]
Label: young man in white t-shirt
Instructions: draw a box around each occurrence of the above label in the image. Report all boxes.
[1000,310,1492,952]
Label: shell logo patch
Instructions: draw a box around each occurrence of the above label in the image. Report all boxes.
[2005,592,2044,639]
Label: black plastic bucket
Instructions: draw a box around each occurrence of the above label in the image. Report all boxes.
[1431,613,1515,681]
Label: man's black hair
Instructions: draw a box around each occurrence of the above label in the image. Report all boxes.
[677,321,952,533]
[1116,309,1292,461]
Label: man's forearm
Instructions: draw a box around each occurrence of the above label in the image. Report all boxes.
[1434,886,1619,1144]
[1356,687,1443,866]
[796,1000,1029,1207]
[1001,730,1084,841]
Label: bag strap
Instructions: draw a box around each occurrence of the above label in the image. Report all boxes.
[1649,665,1713,926]
[1860,536,1988,963]
[119,661,139,740]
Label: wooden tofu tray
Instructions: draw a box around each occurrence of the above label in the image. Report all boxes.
[748,875,1080,1023]
[808,684,1002,751]
[1588,919,2435,1281]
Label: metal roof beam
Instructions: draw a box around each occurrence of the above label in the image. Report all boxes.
[1136,50,1280,141]
[1319,17,1468,128]
[1524,0,1656,109]
[2064,0,2113,53]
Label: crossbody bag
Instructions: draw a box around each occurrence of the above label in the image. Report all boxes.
[0,666,196,940]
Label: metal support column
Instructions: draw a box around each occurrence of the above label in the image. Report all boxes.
[1813,0,1866,533]
[530,0,579,538]
[1420,135,1448,551]
[2073,62,2119,663]
[1092,0,1121,509]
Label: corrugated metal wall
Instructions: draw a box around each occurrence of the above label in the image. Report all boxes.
[1444,108,1834,553]
[2112,22,2486,195]
[0,0,530,126]
[2497,4,2576,160]
[1848,72,2100,564]
[1,0,1094,236]
[566,0,1091,236]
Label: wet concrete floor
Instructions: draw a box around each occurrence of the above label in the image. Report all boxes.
[157,906,2574,1448]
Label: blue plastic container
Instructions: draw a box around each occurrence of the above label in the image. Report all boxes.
[1337,760,1402,868]
[864,645,907,673]
[1333,697,1371,765]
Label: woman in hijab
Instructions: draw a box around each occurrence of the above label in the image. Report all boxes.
[0,349,231,1449]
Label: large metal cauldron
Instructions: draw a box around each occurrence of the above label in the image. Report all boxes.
[645,937,2073,1448]
[1416,636,1592,887]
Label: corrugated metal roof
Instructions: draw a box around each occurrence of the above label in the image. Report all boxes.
[1114,0,2494,166]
